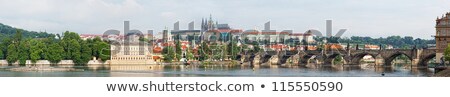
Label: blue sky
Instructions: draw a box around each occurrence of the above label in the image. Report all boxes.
[0,0,449,39]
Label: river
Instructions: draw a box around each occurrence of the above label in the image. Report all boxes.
[0,63,436,77]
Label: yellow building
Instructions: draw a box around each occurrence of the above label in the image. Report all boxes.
[110,42,156,65]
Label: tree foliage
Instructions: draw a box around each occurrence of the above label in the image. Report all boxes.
[46,43,64,64]
[79,41,92,66]
[30,40,46,64]
[6,44,18,64]
[18,40,30,66]
[96,42,110,61]
[175,40,182,61]
[0,27,111,66]
[444,45,450,62]
[68,39,81,65]
[163,46,175,62]
[0,23,53,39]
[198,42,209,61]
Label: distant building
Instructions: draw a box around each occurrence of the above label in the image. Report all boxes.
[242,31,314,45]
[110,35,155,65]
[435,12,450,62]
[80,34,103,40]
[364,44,380,50]
[170,29,202,48]
[326,43,344,50]
[80,34,151,41]
[204,29,242,42]
[162,29,171,44]
[427,44,436,49]
[385,45,394,49]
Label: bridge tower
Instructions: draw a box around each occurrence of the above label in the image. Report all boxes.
[435,12,450,63]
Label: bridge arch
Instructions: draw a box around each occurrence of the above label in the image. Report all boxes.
[383,52,413,66]
[260,54,273,64]
[283,55,300,66]
[301,54,320,64]
[279,55,293,65]
[418,53,436,67]
[351,52,377,65]
[325,53,346,64]
[236,55,243,61]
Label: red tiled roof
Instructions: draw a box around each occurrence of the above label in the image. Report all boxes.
[241,31,290,35]
[153,46,162,53]
[207,29,243,33]
[289,33,312,36]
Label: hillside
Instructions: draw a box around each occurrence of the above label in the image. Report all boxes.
[0,23,54,39]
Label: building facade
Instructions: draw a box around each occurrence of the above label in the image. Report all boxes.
[110,34,156,65]
[436,12,450,62]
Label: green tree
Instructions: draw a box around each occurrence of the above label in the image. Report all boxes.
[444,45,450,62]
[18,40,30,66]
[96,42,110,61]
[163,46,175,62]
[198,42,209,61]
[61,31,81,59]
[46,43,64,64]
[0,37,11,59]
[0,47,3,59]
[186,48,194,61]
[30,40,46,64]
[68,39,81,65]
[175,40,182,61]
[14,29,22,43]
[93,36,102,43]
[222,44,228,60]
[6,43,18,65]
[209,44,221,61]
[79,40,92,65]
[62,31,81,41]
[227,41,240,60]
[333,55,343,64]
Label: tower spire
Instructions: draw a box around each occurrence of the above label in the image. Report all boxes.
[201,18,204,31]
[209,14,212,21]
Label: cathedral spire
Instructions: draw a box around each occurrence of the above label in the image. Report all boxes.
[201,18,205,31]
[209,14,212,21]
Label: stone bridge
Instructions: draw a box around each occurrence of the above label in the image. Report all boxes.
[238,49,436,67]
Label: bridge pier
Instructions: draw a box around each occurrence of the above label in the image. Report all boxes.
[269,55,279,65]
[375,58,384,66]
[411,59,420,66]
[252,54,261,65]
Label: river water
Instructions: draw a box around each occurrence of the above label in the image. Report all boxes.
[0,63,435,77]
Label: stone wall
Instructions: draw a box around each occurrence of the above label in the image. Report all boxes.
[0,60,110,67]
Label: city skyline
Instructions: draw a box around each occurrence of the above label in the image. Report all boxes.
[1,0,450,39]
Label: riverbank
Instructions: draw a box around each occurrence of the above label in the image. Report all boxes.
[0,60,109,67]
[9,67,83,72]
[434,68,450,77]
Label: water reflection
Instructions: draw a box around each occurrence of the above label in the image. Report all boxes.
[0,63,437,77]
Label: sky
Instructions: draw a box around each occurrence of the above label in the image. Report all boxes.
[0,0,449,39]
